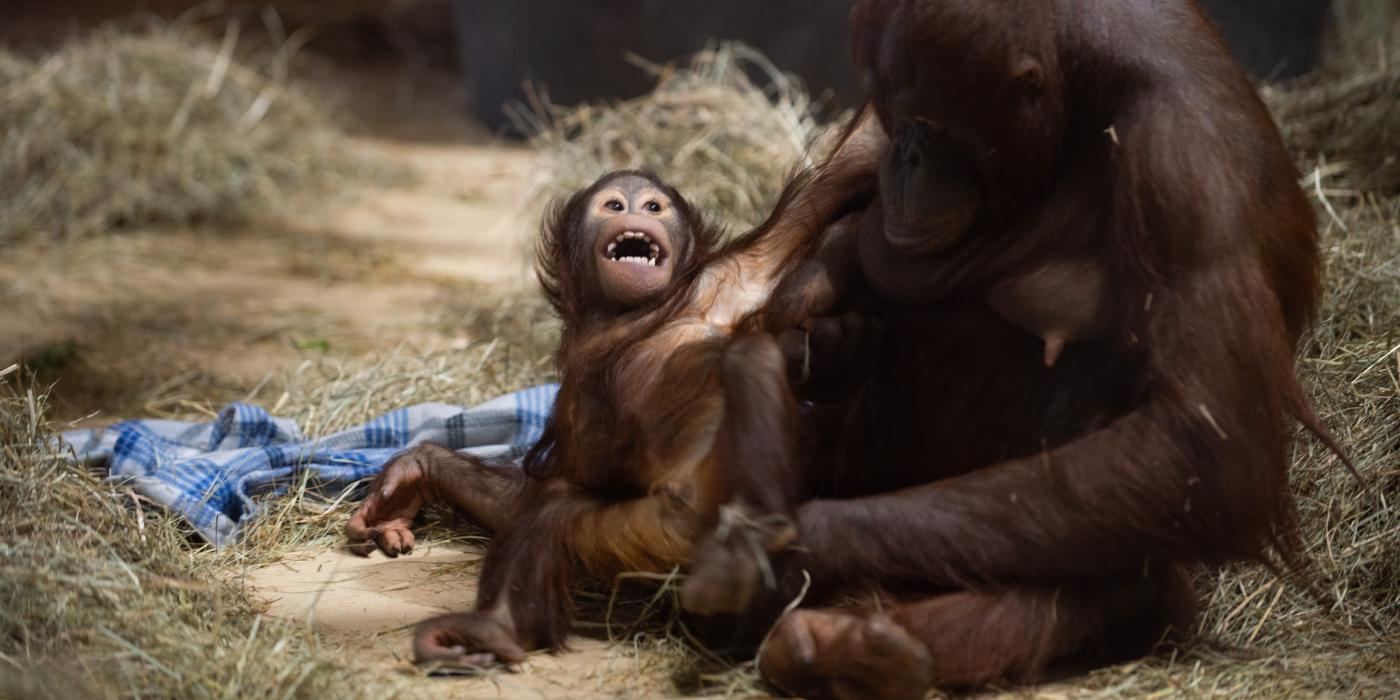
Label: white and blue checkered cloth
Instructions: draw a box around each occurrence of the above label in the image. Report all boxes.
[59,385,558,546]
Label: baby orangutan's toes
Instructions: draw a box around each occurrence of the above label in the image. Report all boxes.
[760,609,932,700]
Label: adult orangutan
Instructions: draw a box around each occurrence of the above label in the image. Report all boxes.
[735,1,1346,697]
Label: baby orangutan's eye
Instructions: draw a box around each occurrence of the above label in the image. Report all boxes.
[606,200,625,212]
[644,201,662,213]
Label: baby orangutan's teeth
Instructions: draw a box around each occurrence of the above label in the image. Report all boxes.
[607,242,617,253]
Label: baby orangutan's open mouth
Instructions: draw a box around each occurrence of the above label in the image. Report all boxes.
[595,214,675,306]
[605,228,666,266]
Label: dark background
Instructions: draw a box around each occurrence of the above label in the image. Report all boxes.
[453,0,1333,129]
[1,0,1334,131]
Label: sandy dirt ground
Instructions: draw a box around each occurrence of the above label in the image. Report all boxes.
[247,544,684,699]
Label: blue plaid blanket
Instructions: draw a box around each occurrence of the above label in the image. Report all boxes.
[59,385,558,546]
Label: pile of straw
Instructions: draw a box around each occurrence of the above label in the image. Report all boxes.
[0,20,361,242]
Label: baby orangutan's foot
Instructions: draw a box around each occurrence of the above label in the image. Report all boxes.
[413,611,527,672]
[760,609,933,700]
[680,504,798,616]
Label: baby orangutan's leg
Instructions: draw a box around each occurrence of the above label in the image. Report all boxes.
[413,478,704,668]
[681,333,804,616]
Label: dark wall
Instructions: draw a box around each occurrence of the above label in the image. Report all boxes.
[1198,0,1333,80]
[452,0,861,131]
[453,0,1334,131]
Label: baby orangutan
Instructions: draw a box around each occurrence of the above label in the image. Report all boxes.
[346,119,885,669]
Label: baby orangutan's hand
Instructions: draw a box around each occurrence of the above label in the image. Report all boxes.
[346,445,452,557]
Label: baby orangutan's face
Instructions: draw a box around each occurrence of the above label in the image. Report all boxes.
[583,173,689,308]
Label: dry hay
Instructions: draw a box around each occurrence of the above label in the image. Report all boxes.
[1265,2,1400,195]
[0,384,399,699]
[1267,69,1400,196]
[512,42,836,230]
[3,5,1400,699]
[0,18,371,242]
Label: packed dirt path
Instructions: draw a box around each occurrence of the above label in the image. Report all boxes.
[330,140,541,289]
[0,135,539,424]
